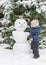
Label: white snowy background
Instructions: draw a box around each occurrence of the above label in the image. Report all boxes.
[0,0,46,65]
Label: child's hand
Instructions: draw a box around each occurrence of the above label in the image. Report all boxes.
[28,38,33,43]
[28,40,31,43]
[30,38,33,42]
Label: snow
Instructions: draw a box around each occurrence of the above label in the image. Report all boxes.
[13,31,28,43]
[14,19,27,31]
[39,37,46,48]
[17,0,36,8]
[0,0,46,65]
[36,8,41,13]
[0,47,46,65]
[39,2,46,5]
[12,18,30,54]
[42,24,46,27]
[0,32,4,41]
[0,48,13,65]
[1,19,10,24]
[40,5,46,12]
[17,0,46,13]
[0,0,7,5]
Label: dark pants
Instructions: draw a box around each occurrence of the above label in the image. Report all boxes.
[31,41,39,58]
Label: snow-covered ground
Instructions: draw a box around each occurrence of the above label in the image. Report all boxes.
[0,47,46,65]
[13,48,46,65]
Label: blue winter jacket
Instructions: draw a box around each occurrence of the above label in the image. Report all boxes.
[30,26,41,42]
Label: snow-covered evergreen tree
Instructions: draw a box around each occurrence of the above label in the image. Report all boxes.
[0,0,46,49]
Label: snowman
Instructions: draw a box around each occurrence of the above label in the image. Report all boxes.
[12,16,30,54]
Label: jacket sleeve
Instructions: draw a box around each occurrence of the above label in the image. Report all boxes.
[30,29,33,38]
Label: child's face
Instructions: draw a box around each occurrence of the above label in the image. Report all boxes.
[30,19,39,27]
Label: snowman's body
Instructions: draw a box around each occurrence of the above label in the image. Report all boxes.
[12,19,30,54]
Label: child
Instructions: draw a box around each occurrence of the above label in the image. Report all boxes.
[29,19,41,59]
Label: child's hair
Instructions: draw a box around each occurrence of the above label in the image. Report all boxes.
[31,19,39,27]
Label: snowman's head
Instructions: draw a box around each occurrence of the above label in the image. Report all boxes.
[14,19,27,31]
